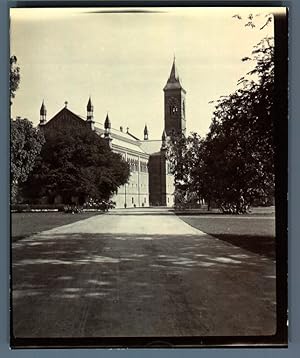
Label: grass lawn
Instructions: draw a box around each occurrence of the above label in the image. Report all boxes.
[11,211,103,241]
[178,215,276,259]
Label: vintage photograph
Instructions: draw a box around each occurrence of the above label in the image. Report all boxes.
[10,6,287,347]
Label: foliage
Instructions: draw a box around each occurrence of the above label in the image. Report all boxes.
[11,118,45,202]
[208,36,275,213]
[233,12,273,30]
[82,198,116,211]
[21,127,130,205]
[10,55,20,104]
[10,56,44,202]
[167,133,208,208]
[168,37,275,214]
[167,133,188,189]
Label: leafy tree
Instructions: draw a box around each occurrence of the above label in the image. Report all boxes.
[10,57,45,203]
[205,36,275,213]
[167,133,188,189]
[10,55,20,104]
[167,132,209,209]
[168,36,275,214]
[11,118,45,202]
[21,127,130,204]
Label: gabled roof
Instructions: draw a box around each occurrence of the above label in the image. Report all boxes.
[95,126,147,155]
[139,140,162,155]
[44,107,87,128]
[127,130,140,141]
[45,105,152,156]
[95,122,140,144]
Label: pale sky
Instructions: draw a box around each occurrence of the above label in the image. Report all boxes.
[10,7,281,139]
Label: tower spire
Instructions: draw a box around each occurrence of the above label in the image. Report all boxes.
[86,96,95,130]
[170,54,178,79]
[163,56,185,92]
[39,100,47,125]
[104,112,111,130]
[104,112,112,147]
[87,96,93,112]
[143,124,149,140]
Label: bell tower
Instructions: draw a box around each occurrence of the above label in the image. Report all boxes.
[163,57,186,137]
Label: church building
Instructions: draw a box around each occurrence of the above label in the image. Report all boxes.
[39,58,186,208]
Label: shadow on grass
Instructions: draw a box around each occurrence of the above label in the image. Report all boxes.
[178,215,275,260]
[210,234,275,260]
[11,211,103,240]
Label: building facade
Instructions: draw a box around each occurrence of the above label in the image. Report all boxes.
[39,58,186,208]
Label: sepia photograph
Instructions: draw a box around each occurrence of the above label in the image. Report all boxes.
[10,6,288,348]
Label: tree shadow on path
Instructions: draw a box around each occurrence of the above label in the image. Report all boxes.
[12,232,276,338]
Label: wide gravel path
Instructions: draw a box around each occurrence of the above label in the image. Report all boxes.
[12,208,276,339]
